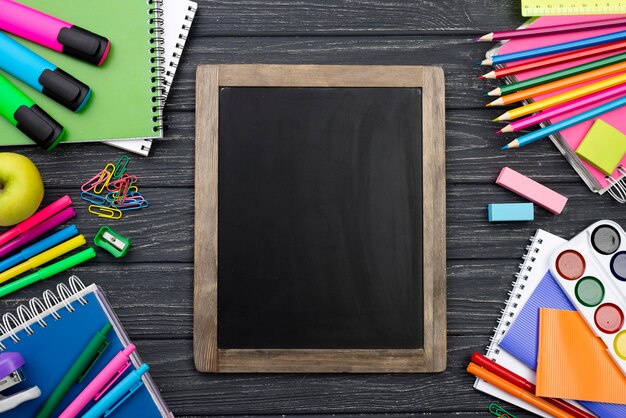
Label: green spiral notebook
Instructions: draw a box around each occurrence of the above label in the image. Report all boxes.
[0,0,163,146]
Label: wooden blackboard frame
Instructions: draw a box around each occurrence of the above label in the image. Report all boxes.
[194,65,446,373]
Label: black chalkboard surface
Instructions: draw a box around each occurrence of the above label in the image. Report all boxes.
[218,87,424,349]
[194,65,446,373]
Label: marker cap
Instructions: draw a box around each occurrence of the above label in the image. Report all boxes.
[14,105,65,150]
[39,69,91,112]
[58,26,110,66]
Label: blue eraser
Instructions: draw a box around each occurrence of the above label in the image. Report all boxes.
[488,203,534,222]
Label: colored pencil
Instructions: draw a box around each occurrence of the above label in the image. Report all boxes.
[471,353,595,418]
[502,95,626,149]
[488,52,626,96]
[495,72,626,121]
[481,41,626,79]
[478,17,626,42]
[498,84,626,133]
[481,29,626,66]
[487,60,626,106]
[467,362,575,418]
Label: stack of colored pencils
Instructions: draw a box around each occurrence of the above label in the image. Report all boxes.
[477,17,626,150]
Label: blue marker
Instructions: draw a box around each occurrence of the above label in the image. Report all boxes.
[0,225,78,273]
[0,32,91,111]
[81,364,149,418]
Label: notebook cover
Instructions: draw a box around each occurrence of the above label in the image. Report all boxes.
[497,15,626,192]
[0,284,172,417]
[536,308,626,404]
[0,0,162,145]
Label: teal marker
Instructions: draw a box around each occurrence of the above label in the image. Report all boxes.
[0,72,65,150]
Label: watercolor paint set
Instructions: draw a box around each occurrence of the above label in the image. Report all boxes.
[550,220,626,376]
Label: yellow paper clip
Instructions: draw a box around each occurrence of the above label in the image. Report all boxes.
[88,205,122,220]
[93,164,115,194]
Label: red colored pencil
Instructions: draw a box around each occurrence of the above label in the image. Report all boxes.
[478,17,626,42]
[480,40,626,79]
[471,353,595,418]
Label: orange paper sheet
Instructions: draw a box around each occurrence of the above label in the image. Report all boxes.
[536,308,626,404]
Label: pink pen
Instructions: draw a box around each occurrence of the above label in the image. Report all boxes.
[0,0,110,66]
[0,207,76,258]
[58,344,136,418]
[0,195,72,247]
[498,83,626,133]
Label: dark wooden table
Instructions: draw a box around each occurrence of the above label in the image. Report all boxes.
[2,1,621,416]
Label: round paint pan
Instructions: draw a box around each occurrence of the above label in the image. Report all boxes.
[555,250,586,281]
[575,277,605,307]
[591,224,621,255]
[595,303,624,334]
[615,331,626,360]
[611,252,626,282]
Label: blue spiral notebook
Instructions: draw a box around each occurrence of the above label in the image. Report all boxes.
[0,277,172,418]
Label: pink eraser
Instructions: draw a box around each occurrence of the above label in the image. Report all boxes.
[496,167,568,215]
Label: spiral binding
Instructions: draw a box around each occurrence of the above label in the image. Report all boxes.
[0,276,87,350]
[148,0,166,134]
[485,232,544,361]
[163,1,197,97]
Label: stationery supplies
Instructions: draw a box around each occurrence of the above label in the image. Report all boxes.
[0,207,76,259]
[467,362,574,418]
[0,276,173,417]
[81,363,149,418]
[0,32,91,111]
[521,0,626,16]
[502,95,626,149]
[489,403,517,418]
[0,72,64,150]
[537,308,626,404]
[58,344,136,418]
[35,323,112,418]
[549,220,626,376]
[479,17,626,41]
[499,84,626,133]
[496,167,568,214]
[94,227,130,258]
[575,120,626,175]
[0,234,86,284]
[0,352,41,413]
[0,195,72,247]
[487,203,534,222]
[482,29,626,66]
[0,225,78,274]
[0,0,110,65]
[481,40,626,79]
[0,248,95,298]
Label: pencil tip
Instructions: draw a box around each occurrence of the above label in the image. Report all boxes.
[501,144,509,150]
[495,130,502,134]
[486,103,492,107]
[477,75,485,79]
[492,118,499,122]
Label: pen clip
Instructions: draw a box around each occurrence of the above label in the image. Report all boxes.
[78,339,110,383]
[103,379,144,418]
[94,360,132,401]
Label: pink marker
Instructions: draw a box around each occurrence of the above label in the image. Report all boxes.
[58,344,136,418]
[498,83,626,134]
[496,167,568,215]
[0,195,72,247]
[0,0,110,66]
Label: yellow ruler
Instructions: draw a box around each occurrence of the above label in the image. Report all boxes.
[522,0,626,16]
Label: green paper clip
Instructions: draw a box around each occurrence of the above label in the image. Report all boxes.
[488,403,516,418]
[94,226,131,258]
[112,155,130,179]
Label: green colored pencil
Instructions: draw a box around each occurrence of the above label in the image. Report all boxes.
[487,51,626,97]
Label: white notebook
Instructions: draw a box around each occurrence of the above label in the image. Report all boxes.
[105,0,198,156]
[474,229,571,417]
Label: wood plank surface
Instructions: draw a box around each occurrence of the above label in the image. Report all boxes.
[0,0,608,416]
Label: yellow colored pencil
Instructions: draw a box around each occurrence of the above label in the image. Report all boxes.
[495,72,626,121]
[0,235,86,284]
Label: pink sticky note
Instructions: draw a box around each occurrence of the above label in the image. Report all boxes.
[496,167,568,215]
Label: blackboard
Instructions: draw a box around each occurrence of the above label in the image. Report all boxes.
[195,65,446,373]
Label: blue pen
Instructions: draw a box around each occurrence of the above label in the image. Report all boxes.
[503,95,626,150]
[0,225,78,273]
[81,364,149,418]
[485,29,626,66]
[0,32,91,111]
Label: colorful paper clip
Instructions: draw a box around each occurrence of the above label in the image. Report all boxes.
[488,403,516,418]
[88,206,122,220]
[112,155,130,179]
[81,170,107,193]
[80,192,109,206]
[93,164,115,194]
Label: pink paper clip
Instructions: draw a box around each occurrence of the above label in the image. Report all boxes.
[81,170,107,192]
[93,164,115,194]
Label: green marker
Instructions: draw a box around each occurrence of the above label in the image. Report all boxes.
[0,247,95,298]
[35,323,112,418]
[0,72,65,150]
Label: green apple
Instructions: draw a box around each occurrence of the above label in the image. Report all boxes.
[0,153,44,226]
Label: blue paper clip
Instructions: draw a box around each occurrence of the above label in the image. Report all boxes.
[80,192,109,206]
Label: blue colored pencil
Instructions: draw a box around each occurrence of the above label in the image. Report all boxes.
[502,95,626,150]
[482,29,626,66]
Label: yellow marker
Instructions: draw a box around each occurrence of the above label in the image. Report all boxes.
[496,72,626,121]
[0,235,86,284]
